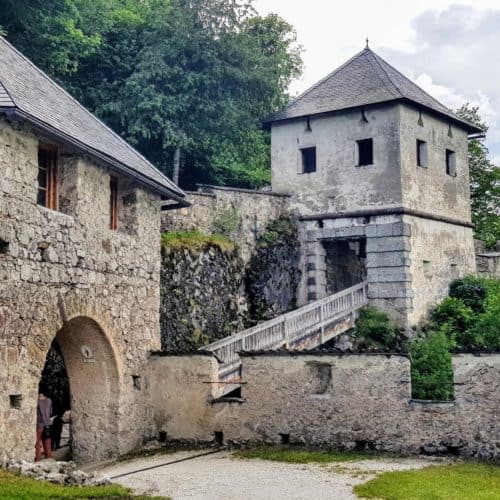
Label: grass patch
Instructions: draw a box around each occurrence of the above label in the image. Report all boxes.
[354,462,500,499]
[233,446,382,464]
[161,230,235,252]
[0,469,169,499]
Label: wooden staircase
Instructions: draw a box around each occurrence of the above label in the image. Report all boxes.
[202,281,369,397]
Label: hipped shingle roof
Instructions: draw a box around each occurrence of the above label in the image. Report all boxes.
[266,48,481,134]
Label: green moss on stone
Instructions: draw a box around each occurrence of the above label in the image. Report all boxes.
[161,230,236,253]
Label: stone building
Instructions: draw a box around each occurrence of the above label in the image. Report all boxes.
[0,37,187,462]
[266,46,482,325]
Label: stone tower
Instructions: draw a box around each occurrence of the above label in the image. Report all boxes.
[266,47,482,325]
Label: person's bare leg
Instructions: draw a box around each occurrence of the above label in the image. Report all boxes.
[43,437,52,459]
[35,429,43,461]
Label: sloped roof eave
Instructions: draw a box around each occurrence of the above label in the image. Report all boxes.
[1,107,188,204]
[264,97,482,135]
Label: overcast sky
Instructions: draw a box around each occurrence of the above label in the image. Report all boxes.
[253,0,500,163]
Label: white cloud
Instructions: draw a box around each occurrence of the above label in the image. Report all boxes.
[253,1,500,160]
[411,73,497,126]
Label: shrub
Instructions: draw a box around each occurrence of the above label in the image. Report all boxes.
[257,217,297,247]
[212,206,241,237]
[410,327,454,400]
[449,276,487,313]
[355,307,396,349]
[431,297,474,338]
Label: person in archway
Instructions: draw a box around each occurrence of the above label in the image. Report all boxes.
[35,383,53,461]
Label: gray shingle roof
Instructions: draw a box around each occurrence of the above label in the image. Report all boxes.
[266,48,481,134]
[0,36,185,199]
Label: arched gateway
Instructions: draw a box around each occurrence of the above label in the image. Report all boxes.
[40,317,120,463]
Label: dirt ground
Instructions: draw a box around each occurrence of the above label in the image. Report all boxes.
[100,449,446,500]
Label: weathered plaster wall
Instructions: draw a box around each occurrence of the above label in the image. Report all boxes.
[405,216,476,324]
[270,104,402,215]
[149,352,500,458]
[399,104,471,222]
[161,185,289,264]
[0,116,162,462]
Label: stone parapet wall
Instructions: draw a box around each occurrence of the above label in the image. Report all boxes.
[161,185,290,264]
[148,352,500,458]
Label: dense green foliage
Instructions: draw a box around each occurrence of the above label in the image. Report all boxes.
[434,276,500,350]
[456,105,500,248]
[411,276,500,400]
[354,307,397,350]
[409,327,454,400]
[0,0,302,189]
[449,275,487,313]
[354,462,500,500]
[0,469,168,499]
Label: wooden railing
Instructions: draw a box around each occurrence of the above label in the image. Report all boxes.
[203,281,369,392]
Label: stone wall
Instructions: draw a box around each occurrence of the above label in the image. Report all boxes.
[148,352,500,458]
[405,216,477,324]
[0,116,162,462]
[161,185,290,264]
[160,240,247,350]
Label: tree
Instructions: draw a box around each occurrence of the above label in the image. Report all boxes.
[456,105,500,247]
[0,0,103,75]
[1,0,303,189]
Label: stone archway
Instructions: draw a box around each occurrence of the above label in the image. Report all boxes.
[51,316,120,463]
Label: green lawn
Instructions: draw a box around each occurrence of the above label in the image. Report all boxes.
[233,446,381,463]
[354,462,500,500]
[0,469,169,500]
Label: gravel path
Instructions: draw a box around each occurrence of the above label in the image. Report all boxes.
[100,449,446,500]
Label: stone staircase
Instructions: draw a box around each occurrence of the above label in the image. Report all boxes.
[203,281,369,397]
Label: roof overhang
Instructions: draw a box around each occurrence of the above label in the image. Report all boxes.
[1,107,189,206]
[264,97,483,136]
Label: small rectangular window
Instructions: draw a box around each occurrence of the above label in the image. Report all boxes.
[446,149,456,176]
[37,145,58,210]
[417,140,428,167]
[357,138,373,166]
[110,176,118,230]
[301,147,316,174]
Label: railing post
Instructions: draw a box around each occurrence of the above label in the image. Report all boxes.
[282,317,287,342]
[320,303,325,344]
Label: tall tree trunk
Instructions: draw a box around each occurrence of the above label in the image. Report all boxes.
[172,147,181,186]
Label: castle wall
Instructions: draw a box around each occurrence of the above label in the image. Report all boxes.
[149,352,500,459]
[270,104,403,215]
[161,185,289,264]
[399,103,472,222]
[404,216,476,324]
[0,116,162,462]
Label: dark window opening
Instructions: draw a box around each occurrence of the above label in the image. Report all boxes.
[357,138,373,166]
[279,433,290,444]
[301,147,316,173]
[158,431,167,443]
[9,394,22,409]
[417,140,428,167]
[132,375,141,391]
[446,149,456,176]
[214,431,224,446]
[38,145,58,210]
[0,239,9,254]
[110,176,118,230]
